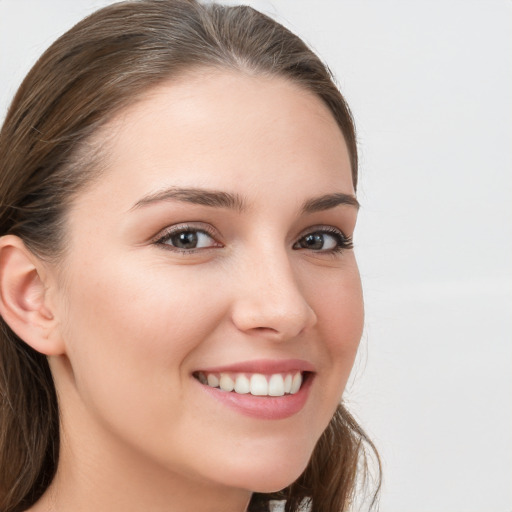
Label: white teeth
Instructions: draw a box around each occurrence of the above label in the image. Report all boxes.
[290,372,302,394]
[219,374,235,392]
[284,374,292,394]
[250,374,268,396]
[199,371,306,396]
[207,374,219,388]
[234,374,250,394]
[268,374,285,396]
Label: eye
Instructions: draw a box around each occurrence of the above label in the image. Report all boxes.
[155,224,221,252]
[293,227,353,253]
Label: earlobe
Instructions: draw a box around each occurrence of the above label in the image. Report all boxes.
[0,235,64,355]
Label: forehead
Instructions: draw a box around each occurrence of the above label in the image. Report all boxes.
[74,69,353,212]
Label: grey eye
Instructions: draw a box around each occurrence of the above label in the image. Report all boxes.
[163,230,216,250]
[295,232,339,251]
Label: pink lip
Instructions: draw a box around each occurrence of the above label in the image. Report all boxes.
[195,358,316,375]
[198,377,313,420]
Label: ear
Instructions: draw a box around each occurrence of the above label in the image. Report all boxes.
[0,235,64,355]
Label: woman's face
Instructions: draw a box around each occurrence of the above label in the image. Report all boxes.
[49,70,363,496]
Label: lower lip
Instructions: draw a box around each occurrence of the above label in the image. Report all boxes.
[196,374,313,420]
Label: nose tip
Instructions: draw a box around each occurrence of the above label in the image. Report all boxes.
[230,268,317,341]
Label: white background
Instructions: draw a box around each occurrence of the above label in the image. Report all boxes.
[1,1,510,511]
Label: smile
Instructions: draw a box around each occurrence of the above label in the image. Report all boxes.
[192,359,315,419]
[194,371,304,397]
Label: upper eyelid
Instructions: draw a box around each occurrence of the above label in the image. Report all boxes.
[295,224,350,239]
[152,222,220,243]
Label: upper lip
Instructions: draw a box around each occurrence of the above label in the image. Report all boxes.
[195,358,316,375]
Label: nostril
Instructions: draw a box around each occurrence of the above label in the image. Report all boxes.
[253,326,278,333]
[230,298,316,341]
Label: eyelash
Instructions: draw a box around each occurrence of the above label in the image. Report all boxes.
[153,223,222,254]
[153,224,353,254]
[293,226,353,254]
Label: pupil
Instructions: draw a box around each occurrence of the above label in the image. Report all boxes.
[174,231,198,249]
[303,233,323,250]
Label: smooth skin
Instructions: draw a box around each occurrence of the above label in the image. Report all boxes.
[0,70,363,512]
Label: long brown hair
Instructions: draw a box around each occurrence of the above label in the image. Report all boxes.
[0,1,380,511]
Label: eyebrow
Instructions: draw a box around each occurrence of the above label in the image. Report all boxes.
[301,193,360,213]
[130,187,359,213]
[131,187,246,212]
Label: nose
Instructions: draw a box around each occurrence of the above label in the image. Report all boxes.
[230,250,317,341]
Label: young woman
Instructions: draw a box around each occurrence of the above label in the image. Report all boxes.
[0,1,379,511]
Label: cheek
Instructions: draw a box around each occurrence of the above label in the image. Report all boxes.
[309,261,364,353]
[58,257,225,404]
[66,256,216,338]
[303,259,363,417]
[54,256,234,470]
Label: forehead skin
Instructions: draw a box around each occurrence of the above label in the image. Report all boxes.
[74,69,354,213]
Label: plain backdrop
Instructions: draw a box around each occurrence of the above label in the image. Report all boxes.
[0,1,511,511]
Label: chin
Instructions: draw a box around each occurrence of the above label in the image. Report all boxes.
[249,467,308,494]
[226,449,312,494]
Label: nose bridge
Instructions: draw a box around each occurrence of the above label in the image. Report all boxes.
[231,241,317,339]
